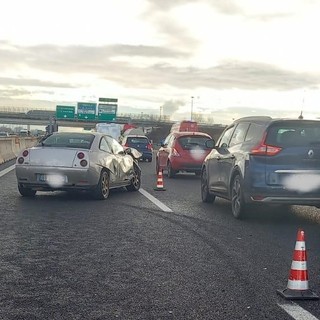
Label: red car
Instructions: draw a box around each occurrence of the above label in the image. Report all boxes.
[156,131,214,178]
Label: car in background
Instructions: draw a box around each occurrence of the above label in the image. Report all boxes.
[121,135,153,162]
[0,132,9,137]
[156,131,214,177]
[15,132,142,199]
[201,116,320,219]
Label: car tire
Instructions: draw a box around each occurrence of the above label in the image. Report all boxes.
[231,174,246,219]
[201,169,215,203]
[167,162,176,178]
[92,170,110,200]
[126,164,141,191]
[18,184,37,197]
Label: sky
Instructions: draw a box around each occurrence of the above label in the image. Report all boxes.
[1,0,320,125]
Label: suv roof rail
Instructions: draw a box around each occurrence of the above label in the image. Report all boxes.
[236,116,272,121]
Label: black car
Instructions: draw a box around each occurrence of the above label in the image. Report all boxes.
[201,116,320,219]
[121,135,153,162]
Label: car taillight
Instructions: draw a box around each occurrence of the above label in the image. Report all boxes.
[124,143,129,147]
[80,159,88,167]
[77,152,85,159]
[22,150,29,157]
[171,148,180,157]
[147,143,152,150]
[250,143,282,156]
[250,132,282,156]
[250,131,282,156]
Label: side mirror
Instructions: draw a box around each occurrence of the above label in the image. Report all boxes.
[205,139,215,149]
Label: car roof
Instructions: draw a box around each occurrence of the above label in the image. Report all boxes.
[170,131,212,138]
[233,116,320,125]
[124,135,148,138]
[50,131,112,138]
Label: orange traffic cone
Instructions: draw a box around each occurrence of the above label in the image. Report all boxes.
[277,229,319,300]
[154,170,166,191]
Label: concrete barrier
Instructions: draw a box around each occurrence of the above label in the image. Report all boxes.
[0,137,38,164]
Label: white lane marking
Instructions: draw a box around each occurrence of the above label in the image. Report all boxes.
[278,302,319,320]
[139,188,173,212]
[0,164,15,178]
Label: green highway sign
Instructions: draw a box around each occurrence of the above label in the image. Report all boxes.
[77,102,97,120]
[56,105,76,119]
[98,97,118,103]
[98,104,117,121]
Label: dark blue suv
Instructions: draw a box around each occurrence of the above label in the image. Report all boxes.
[201,116,320,219]
[122,135,153,162]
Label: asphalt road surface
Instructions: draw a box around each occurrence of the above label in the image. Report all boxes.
[0,158,320,320]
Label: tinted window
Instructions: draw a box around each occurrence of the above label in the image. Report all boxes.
[100,137,112,153]
[245,123,265,142]
[229,122,249,147]
[218,126,235,147]
[266,122,320,146]
[178,136,212,150]
[127,137,148,144]
[42,133,94,149]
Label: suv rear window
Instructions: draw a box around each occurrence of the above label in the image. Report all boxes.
[178,136,211,150]
[127,137,148,144]
[266,122,320,147]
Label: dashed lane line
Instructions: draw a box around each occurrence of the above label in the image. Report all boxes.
[0,164,15,178]
[139,188,173,212]
[278,302,319,320]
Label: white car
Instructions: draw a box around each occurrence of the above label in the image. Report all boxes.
[15,131,142,199]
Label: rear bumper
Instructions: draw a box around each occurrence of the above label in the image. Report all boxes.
[170,158,203,172]
[249,195,320,205]
[15,165,100,190]
[140,151,153,160]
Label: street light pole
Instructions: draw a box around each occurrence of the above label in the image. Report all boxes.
[191,96,194,121]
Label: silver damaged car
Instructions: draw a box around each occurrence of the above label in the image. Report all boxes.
[15,132,142,199]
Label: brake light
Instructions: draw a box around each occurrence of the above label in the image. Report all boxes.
[171,148,180,157]
[124,143,129,147]
[250,143,282,156]
[147,143,153,150]
[250,133,282,156]
[22,150,29,157]
[77,152,85,159]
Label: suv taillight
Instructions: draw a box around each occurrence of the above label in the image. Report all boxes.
[250,132,282,156]
[147,143,152,150]
[250,143,282,156]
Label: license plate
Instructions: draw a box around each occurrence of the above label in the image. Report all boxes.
[37,174,68,183]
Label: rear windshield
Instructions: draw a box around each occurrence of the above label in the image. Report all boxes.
[40,133,95,149]
[178,136,212,150]
[266,122,320,147]
[127,137,149,144]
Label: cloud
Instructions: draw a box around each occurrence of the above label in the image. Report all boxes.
[162,100,185,115]
[1,42,320,92]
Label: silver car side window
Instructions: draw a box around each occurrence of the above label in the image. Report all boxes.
[100,137,112,153]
